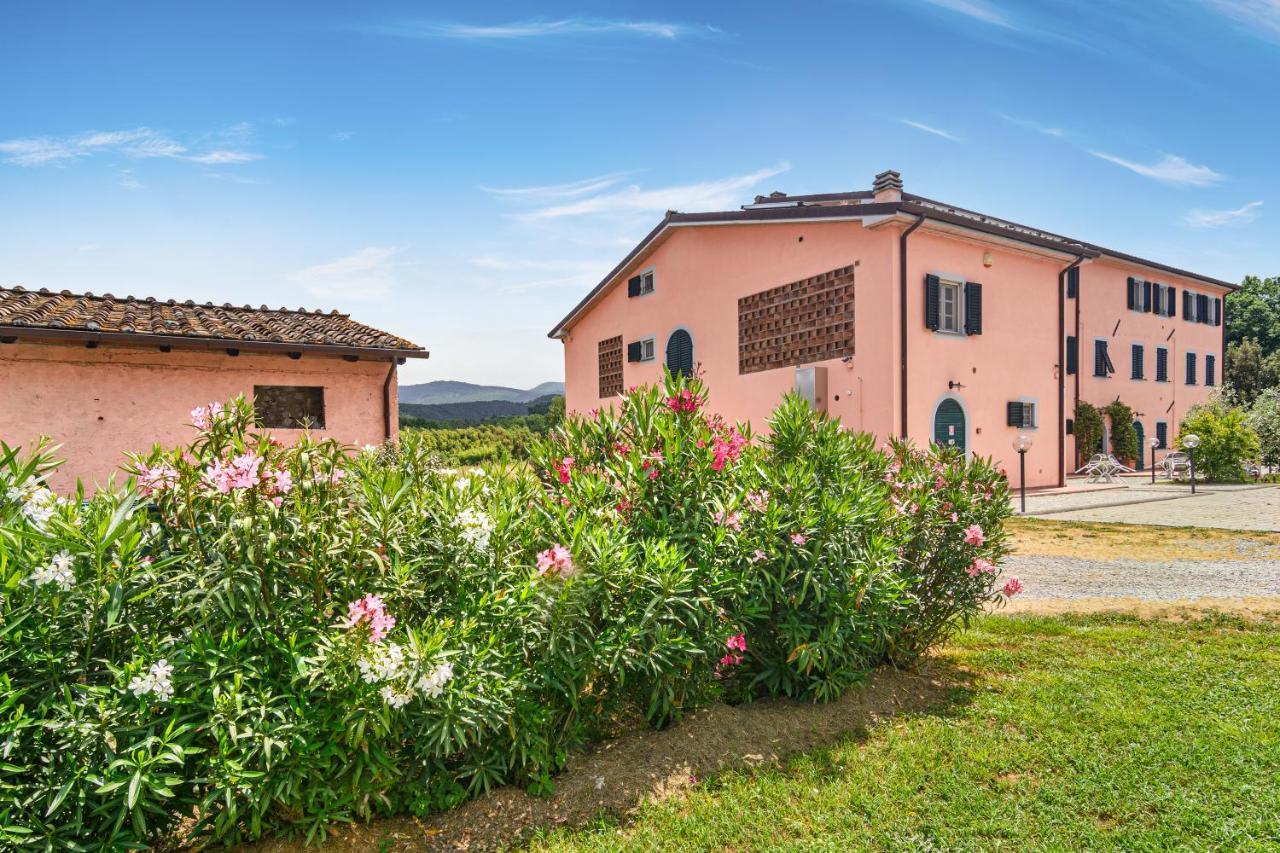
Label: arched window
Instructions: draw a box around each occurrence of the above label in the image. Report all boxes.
[666,328,693,377]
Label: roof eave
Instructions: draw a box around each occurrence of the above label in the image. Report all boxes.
[0,326,430,360]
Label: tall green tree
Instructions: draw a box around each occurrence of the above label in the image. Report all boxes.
[1224,338,1280,407]
[1225,275,1280,352]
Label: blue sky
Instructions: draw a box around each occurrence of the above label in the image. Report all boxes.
[3,1,1277,387]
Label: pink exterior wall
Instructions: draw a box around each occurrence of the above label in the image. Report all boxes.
[1074,259,1221,468]
[560,219,1230,489]
[562,220,896,437]
[0,341,397,491]
[903,229,1066,487]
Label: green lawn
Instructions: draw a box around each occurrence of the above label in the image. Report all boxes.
[532,613,1280,851]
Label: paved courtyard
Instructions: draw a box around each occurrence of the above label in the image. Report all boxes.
[1016,482,1280,532]
[1003,484,1280,610]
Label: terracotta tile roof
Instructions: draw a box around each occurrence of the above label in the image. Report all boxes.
[0,286,426,357]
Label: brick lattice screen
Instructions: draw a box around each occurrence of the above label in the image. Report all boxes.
[598,335,623,397]
[737,264,856,374]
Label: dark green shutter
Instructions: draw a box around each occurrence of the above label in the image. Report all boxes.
[1143,280,1152,312]
[1156,347,1168,382]
[627,341,643,362]
[1166,287,1175,317]
[1066,418,1075,435]
[1213,297,1221,326]
[1131,343,1144,380]
[1196,293,1209,323]
[1066,336,1078,375]
[666,329,693,377]
[925,274,940,330]
[1183,290,1192,319]
[1186,351,1196,384]
[1206,354,1216,386]
[1126,277,1136,310]
[964,281,982,335]
[1066,267,1078,298]
[1007,401,1022,427]
[627,275,642,297]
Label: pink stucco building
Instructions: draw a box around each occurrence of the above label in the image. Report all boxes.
[550,171,1233,488]
[0,287,427,490]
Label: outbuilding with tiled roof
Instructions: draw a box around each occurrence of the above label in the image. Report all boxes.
[1,285,427,490]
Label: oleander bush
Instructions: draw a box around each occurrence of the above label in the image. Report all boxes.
[0,373,1013,848]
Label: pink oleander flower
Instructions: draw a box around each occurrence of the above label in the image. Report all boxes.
[229,453,263,490]
[647,467,660,481]
[715,510,742,531]
[271,495,284,508]
[138,464,179,496]
[202,460,234,494]
[536,544,576,578]
[190,406,210,429]
[725,633,747,653]
[790,533,807,546]
[719,653,743,667]
[968,557,997,577]
[181,451,198,466]
[1002,576,1024,597]
[745,490,769,512]
[935,477,946,490]
[271,468,293,494]
[665,389,700,413]
[951,512,959,522]
[343,593,396,642]
[553,456,574,485]
[751,549,767,563]
[963,524,985,546]
[710,427,748,472]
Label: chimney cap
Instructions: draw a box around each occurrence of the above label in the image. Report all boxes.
[873,170,903,192]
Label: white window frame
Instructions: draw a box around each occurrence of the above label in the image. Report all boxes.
[638,335,656,362]
[938,278,963,334]
[636,267,655,297]
[1013,396,1039,430]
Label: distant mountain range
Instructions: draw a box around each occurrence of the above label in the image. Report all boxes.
[399,380,564,405]
[398,380,564,424]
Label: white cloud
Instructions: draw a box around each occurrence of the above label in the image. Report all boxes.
[286,246,400,301]
[480,173,626,201]
[1087,151,1224,187]
[492,163,790,219]
[470,256,608,292]
[899,119,962,142]
[375,17,719,41]
[0,126,262,167]
[118,169,143,191]
[1184,200,1263,228]
[920,0,1016,28]
[996,113,1065,137]
[1203,0,1280,41]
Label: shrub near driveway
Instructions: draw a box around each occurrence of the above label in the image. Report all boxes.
[0,374,1013,848]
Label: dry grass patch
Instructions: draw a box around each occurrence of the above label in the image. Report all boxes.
[1006,516,1280,561]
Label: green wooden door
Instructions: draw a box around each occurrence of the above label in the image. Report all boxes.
[1133,421,1145,470]
[933,399,966,454]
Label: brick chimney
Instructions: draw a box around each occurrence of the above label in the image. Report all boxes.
[872,170,903,203]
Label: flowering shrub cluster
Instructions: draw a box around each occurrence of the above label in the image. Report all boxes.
[0,373,1011,848]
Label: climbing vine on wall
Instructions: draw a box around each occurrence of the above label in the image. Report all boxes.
[1074,401,1105,462]
[1103,400,1140,463]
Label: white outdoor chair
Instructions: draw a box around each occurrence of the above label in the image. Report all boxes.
[1107,454,1135,474]
[1161,452,1191,480]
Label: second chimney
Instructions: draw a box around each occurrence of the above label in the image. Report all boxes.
[873,170,903,203]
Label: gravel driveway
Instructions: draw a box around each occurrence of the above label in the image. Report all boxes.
[1003,551,1280,601]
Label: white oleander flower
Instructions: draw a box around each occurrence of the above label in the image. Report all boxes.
[357,642,405,683]
[129,659,175,701]
[380,686,413,708]
[456,507,493,549]
[31,551,75,590]
[417,661,454,698]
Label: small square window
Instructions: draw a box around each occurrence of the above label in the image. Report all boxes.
[939,281,962,333]
[254,385,326,429]
[641,336,656,361]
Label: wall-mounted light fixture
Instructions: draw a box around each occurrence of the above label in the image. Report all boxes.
[948,380,966,390]
[983,251,994,268]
